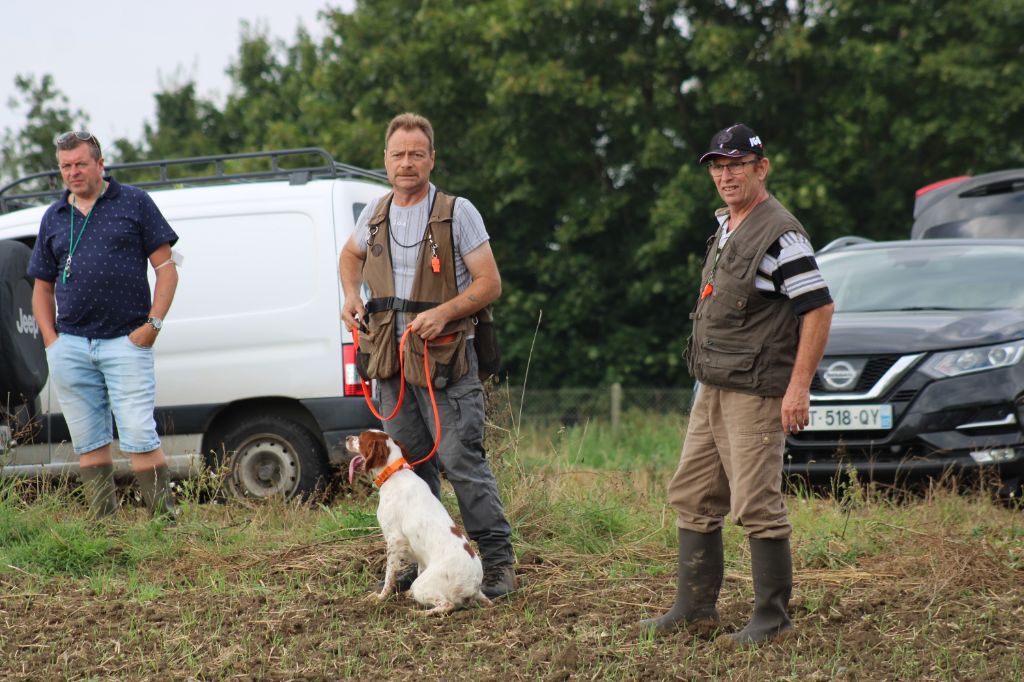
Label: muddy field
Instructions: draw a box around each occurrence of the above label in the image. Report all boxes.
[2,488,1022,682]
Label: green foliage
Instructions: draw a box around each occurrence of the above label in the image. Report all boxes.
[0,74,88,182]
[314,504,378,539]
[142,82,231,161]
[683,0,1024,244]
[5,0,1024,386]
[0,508,125,577]
[0,479,168,578]
[517,411,686,471]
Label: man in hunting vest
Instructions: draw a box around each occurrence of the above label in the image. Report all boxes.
[641,124,834,645]
[339,112,516,599]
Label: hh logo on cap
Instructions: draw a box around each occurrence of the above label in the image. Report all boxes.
[749,135,762,147]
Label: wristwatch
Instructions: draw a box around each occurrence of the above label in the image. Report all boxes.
[147,316,163,331]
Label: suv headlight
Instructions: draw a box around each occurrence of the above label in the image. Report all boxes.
[922,340,1024,378]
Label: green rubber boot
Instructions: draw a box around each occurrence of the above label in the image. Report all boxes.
[639,528,723,636]
[136,466,177,522]
[725,537,794,646]
[79,463,118,519]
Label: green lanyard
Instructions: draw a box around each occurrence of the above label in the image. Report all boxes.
[62,184,103,284]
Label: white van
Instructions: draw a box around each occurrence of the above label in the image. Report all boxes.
[0,149,387,498]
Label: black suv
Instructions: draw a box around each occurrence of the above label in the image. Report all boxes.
[912,169,1024,239]
[785,239,1024,493]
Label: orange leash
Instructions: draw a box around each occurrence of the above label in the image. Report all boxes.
[351,324,443,466]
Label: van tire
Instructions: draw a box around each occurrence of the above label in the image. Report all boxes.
[219,416,331,501]
[0,240,47,407]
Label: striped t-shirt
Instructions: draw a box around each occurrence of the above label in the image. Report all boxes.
[717,215,832,315]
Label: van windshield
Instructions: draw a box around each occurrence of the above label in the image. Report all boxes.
[817,243,1024,313]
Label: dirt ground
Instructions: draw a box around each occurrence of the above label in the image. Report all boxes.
[2,515,1022,682]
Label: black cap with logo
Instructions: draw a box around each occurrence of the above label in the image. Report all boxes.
[697,123,764,165]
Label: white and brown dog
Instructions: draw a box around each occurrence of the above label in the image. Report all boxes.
[346,429,491,615]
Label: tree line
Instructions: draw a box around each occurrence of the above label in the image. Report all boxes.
[3,0,1023,388]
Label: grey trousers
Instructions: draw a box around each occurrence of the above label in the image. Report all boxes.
[378,344,515,566]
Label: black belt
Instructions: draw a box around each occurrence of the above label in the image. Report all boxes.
[365,297,438,315]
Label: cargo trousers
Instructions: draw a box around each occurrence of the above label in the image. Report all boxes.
[667,384,792,539]
[377,344,515,566]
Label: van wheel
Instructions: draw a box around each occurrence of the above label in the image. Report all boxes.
[219,416,330,501]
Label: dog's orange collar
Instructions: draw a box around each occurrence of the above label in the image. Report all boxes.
[374,457,412,487]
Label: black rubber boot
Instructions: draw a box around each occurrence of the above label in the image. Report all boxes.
[639,528,723,636]
[136,466,177,522]
[726,537,794,645]
[79,463,118,519]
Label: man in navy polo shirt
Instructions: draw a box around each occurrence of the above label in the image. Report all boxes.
[29,131,179,521]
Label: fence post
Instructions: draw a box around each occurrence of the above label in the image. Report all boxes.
[610,382,622,432]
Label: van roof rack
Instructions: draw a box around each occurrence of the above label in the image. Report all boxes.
[0,147,387,214]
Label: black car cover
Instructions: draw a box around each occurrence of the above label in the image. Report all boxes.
[0,240,47,407]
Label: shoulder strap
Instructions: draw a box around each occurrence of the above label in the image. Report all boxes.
[429,189,457,226]
[428,189,458,289]
[368,191,394,228]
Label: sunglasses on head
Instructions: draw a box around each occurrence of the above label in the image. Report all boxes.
[54,131,98,147]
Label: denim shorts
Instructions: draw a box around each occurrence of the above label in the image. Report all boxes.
[45,334,161,456]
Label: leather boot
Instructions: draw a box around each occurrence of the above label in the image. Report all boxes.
[640,528,723,635]
[482,562,517,600]
[136,466,177,522]
[79,463,118,519]
[726,537,794,645]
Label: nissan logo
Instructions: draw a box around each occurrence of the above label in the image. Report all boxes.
[822,361,858,390]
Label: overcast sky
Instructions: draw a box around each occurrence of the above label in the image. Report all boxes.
[1,0,353,151]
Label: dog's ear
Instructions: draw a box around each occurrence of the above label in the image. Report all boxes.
[366,436,390,469]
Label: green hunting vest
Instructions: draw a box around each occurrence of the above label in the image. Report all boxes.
[686,195,810,397]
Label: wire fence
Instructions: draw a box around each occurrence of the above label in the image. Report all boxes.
[488,383,695,429]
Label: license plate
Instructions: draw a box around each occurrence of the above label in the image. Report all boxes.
[806,404,893,431]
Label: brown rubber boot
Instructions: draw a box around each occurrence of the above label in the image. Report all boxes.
[79,463,118,519]
[724,537,794,646]
[135,466,177,522]
[639,528,723,636]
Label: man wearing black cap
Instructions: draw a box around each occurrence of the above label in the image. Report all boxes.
[640,124,834,645]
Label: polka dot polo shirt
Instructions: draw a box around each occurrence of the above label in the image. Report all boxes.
[28,176,178,339]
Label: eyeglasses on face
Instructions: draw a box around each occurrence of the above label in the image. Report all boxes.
[707,158,760,176]
[54,131,98,147]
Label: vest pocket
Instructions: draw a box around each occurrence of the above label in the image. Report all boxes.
[698,340,760,388]
[722,242,756,278]
[356,310,399,380]
[404,326,469,389]
[705,285,749,327]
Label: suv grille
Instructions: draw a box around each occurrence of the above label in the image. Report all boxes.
[812,355,902,393]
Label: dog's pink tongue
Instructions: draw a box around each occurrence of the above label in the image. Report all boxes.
[348,455,364,485]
